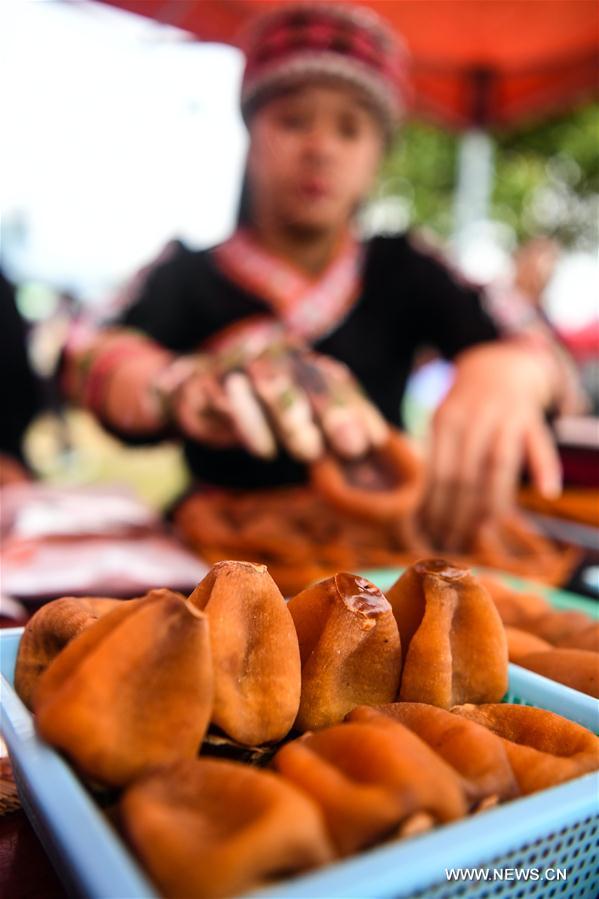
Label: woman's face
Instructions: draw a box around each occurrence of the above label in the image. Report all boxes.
[247,82,385,235]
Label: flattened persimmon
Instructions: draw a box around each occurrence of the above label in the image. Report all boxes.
[349,702,518,808]
[452,703,599,794]
[287,573,401,730]
[121,758,333,898]
[35,590,213,786]
[188,561,301,745]
[387,560,507,707]
[273,717,466,855]
[15,595,125,709]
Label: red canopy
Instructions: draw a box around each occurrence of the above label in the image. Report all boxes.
[99,0,598,128]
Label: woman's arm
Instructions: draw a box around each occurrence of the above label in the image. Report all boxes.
[425,339,565,551]
[411,241,586,550]
[64,327,390,462]
[414,243,588,551]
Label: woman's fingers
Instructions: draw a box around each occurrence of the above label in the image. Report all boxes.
[484,419,525,521]
[322,353,390,447]
[175,371,239,448]
[424,397,521,551]
[174,345,389,463]
[177,354,321,462]
[244,356,322,461]
[357,396,390,447]
[423,400,462,546]
[222,371,278,458]
[524,417,562,499]
[425,399,561,552]
[291,353,380,458]
[171,358,278,457]
[248,348,387,462]
[440,406,501,551]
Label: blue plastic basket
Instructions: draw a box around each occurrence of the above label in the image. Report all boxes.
[1,628,598,899]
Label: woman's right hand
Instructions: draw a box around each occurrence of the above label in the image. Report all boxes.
[170,343,389,462]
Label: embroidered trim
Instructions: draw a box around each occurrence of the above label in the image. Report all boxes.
[211,228,363,353]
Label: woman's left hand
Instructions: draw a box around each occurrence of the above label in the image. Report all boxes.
[423,342,562,552]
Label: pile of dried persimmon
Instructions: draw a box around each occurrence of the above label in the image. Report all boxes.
[175,430,579,596]
[15,559,599,898]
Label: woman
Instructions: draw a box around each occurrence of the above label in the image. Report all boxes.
[65,3,573,551]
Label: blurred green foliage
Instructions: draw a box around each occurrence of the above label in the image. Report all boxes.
[378,102,599,248]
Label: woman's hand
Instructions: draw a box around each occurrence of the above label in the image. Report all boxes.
[423,342,562,551]
[102,351,171,434]
[170,343,389,462]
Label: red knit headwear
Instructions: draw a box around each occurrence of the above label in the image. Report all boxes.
[240,2,410,139]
